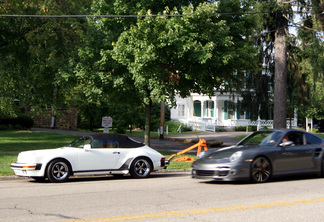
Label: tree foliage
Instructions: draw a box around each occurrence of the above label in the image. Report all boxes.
[110,1,256,144]
[0,0,91,116]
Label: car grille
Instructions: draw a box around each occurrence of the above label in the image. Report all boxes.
[196,170,215,176]
[196,167,230,177]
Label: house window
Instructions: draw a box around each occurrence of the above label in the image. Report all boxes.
[224,101,234,120]
[237,103,246,120]
[205,101,214,117]
[228,110,234,119]
[178,104,185,117]
[194,101,201,117]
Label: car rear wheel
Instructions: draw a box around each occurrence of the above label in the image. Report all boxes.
[251,157,272,183]
[130,157,152,178]
[47,159,70,183]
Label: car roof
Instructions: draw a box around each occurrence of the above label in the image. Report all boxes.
[258,129,306,133]
[89,134,144,148]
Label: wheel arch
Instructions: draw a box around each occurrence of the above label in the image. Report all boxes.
[129,156,153,170]
[250,155,273,183]
[45,157,74,177]
[252,154,273,164]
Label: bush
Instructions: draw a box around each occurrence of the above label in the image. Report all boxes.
[115,126,126,134]
[0,114,34,130]
[207,140,223,147]
[234,126,257,131]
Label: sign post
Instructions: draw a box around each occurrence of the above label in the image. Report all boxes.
[102,116,113,134]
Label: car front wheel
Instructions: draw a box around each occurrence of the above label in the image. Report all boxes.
[251,156,272,183]
[47,159,70,183]
[130,157,152,178]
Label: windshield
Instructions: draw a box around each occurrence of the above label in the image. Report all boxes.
[68,136,93,148]
[238,131,282,146]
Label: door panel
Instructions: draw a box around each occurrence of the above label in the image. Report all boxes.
[76,148,123,171]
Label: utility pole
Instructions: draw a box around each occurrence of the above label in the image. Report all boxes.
[159,102,165,140]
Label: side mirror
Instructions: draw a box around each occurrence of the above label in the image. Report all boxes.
[84,144,91,151]
[279,141,294,147]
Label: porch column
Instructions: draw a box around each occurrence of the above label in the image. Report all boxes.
[201,99,205,118]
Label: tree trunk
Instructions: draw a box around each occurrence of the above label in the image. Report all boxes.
[273,9,288,129]
[144,100,152,146]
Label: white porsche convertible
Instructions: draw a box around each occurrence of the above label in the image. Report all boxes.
[11,134,168,182]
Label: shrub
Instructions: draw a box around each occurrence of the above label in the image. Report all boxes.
[207,140,223,147]
[234,126,257,131]
[115,126,126,134]
[0,114,34,130]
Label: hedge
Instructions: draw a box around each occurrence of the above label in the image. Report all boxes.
[0,114,34,130]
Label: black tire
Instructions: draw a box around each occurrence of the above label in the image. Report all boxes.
[251,156,272,183]
[130,157,152,178]
[46,159,70,183]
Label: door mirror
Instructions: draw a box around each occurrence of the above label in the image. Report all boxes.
[84,144,91,151]
[279,141,294,147]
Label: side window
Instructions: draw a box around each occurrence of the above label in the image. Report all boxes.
[286,132,304,145]
[91,139,119,148]
[305,134,323,144]
[91,140,101,148]
[104,140,119,148]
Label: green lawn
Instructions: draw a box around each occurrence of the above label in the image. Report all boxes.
[0,130,79,152]
[0,130,195,176]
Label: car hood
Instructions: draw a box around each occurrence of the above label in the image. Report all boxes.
[194,145,263,164]
[17,147,75,163]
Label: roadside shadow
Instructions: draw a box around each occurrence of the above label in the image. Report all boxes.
[29,172,190,183]
[201,174,322,185]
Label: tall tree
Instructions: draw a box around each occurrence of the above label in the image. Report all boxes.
[0,0,91,119]
[273,2,289,128]
[111,2,257,145]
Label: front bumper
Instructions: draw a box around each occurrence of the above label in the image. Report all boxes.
[11,163,43,177]
[191,163,250,181]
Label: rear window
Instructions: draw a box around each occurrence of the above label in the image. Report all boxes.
[305,134,323,144]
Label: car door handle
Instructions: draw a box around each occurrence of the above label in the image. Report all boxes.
[113,152,120,154]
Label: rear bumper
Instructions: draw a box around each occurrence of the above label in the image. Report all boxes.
[162,160,169,169]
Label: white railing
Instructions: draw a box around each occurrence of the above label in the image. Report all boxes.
[189,120,216,132]
[231,119,273,127]
[183,118,297,132]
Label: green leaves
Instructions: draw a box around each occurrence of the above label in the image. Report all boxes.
[111,2,256,105]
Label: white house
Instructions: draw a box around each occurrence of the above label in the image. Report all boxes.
[170,92,297,132]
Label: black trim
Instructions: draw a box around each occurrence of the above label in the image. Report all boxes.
[73,158,133,174]
[35,163,42,170]
[118,158,133,170]
[10,163,42,170]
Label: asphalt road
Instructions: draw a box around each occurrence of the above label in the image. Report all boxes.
[2,173,324,222]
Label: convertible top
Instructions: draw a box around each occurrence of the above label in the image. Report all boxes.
[90,134,144,148]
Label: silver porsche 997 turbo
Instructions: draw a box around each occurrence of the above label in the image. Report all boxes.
[192,129,324,183]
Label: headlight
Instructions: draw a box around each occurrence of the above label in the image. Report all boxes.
[229,151,242,162]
